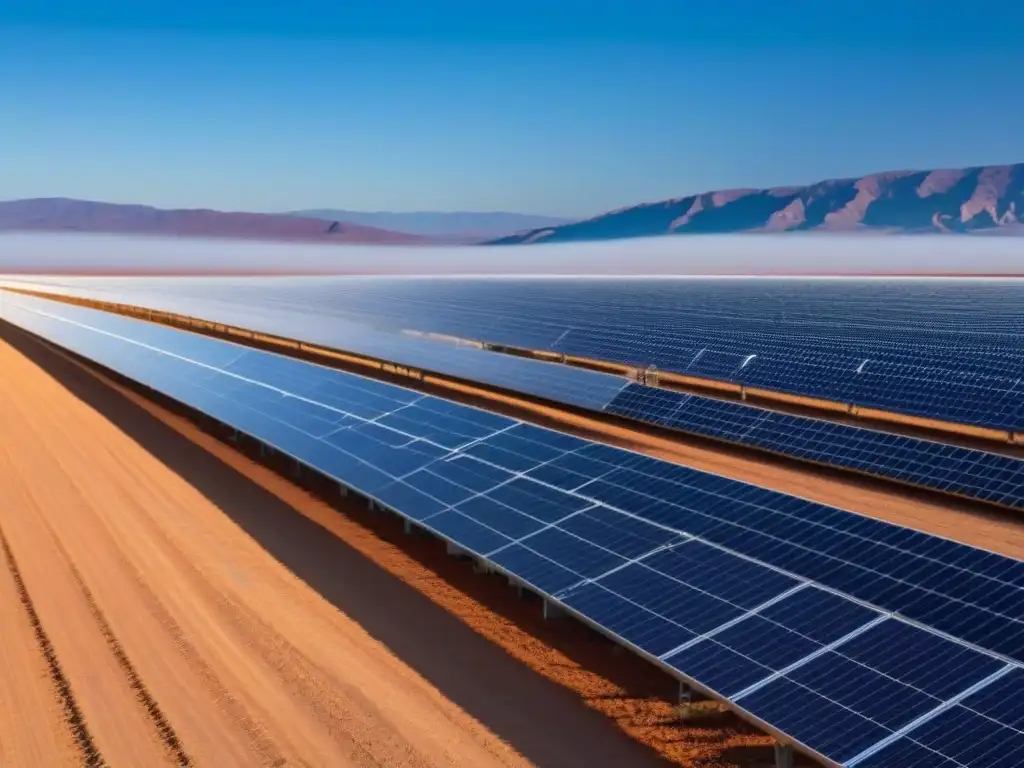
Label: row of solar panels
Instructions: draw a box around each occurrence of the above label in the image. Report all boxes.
[11,275,1024,433]
[4,280,1019,513]
[604,385,1024,511]
[3,292,1022,768]
[550,327,1024,432]
[0,280,631,412]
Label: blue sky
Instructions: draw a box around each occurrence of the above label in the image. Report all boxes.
[1,1,1022,218]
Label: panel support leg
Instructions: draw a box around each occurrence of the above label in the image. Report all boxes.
[678,681,693,705]
[292,461,301,479]
[259,443,266,457]
[403,519,413,535]
[338,484,348,497]
[774,744,793,768]
[445,541,463,556]
[543,599,566,620]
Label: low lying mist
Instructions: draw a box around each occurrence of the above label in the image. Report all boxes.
[0,232,1021,277]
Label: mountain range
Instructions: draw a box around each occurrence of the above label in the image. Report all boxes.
[286,210,572,238]
[0,199,431,244]
[489,163,1024,244]
[3,162,1022,247]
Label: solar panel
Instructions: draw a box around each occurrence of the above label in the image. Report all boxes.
[4,291,1023,768]
[606,383,1024,509]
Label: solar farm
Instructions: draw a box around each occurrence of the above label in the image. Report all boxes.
[0,275,1022,768]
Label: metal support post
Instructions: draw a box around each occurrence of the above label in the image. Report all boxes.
[678,681,693,705]
[403,519,413,535]
[542,599,566,620]
[774,744,794,768]
[338,484,348,497]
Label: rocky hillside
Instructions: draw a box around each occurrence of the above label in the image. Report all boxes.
[0,198,431,244]
[488,163,1024,244]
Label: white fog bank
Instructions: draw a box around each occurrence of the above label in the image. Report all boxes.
[0,232,1021,276]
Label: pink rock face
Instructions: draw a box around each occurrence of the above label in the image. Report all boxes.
[710,189,756,207]
[822,177,881,230]
[765,198,807,231]
[917,169,966,198]
[960,166,1016,224]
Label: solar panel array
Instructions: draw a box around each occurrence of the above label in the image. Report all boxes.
[4,279,1020,512]
[12,275,1022,431]
[3,292,1023,768]
[606,384,1024,510]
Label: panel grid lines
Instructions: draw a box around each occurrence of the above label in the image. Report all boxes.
[730,615,890,702]
[573,450,1024,600]
[656,582,810,661]
[844,664,1017,767]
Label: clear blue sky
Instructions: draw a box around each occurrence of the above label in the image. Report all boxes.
[1,1,1022,218]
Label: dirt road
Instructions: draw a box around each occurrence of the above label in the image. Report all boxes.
[0,328,684,768]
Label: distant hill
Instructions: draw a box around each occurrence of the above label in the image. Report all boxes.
[287,209,573,238]
[488,163,1024,244]
[0,198,431,244]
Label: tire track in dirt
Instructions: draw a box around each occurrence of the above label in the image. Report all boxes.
[75,407,459,768]
[41,520,194,767]
[56,521,287,767]
[113,507,406,768]
[0,523,107,768]
[32,387,398,768]
[1,348,298,767]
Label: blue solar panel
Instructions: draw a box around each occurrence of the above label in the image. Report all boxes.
[5,291,1024,768]
[849,665,1024,767]
[606,383,1024,510]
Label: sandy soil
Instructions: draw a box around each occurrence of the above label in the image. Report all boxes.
[0,330,699,768]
